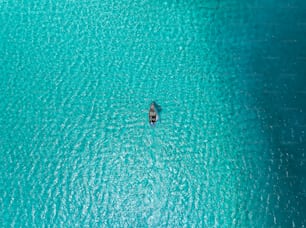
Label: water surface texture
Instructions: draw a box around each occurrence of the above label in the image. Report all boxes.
[1,0,306,227]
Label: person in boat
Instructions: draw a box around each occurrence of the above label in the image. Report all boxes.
[149,103,157,125]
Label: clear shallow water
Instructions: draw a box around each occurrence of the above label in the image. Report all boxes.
[1,0,305,227]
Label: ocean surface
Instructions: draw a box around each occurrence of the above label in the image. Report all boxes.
[1,0,306,227]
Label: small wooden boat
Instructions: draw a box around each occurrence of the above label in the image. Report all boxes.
[149,102,158,126]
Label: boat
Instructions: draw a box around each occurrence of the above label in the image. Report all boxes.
[149,102,158,126]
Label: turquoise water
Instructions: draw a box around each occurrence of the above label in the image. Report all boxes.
[1,0,306,227]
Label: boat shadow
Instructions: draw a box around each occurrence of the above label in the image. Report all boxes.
[153,101,162,113]
[152,101,162,123]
